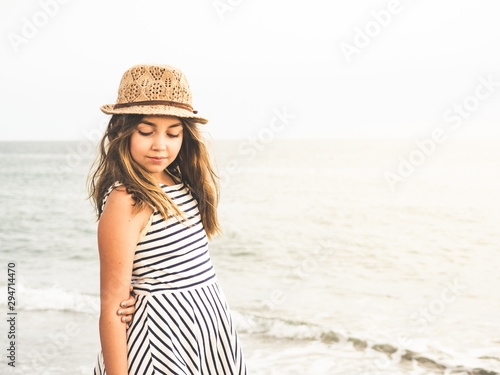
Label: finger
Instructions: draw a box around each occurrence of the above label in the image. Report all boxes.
[117,306,136,317]
[118,301,136,314]
[119,294,136,309]
[120,315,132,326]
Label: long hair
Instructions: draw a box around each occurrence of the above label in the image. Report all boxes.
[88,114,221,238]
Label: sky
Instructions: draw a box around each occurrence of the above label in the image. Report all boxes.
[1,0,500,141]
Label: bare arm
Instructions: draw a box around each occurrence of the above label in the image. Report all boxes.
[98,188,152,375]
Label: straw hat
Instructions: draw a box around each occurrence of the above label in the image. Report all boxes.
[101,64,208,124]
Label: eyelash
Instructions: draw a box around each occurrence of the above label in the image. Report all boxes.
[138,131,180,138]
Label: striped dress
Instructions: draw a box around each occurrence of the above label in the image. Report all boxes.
[94,182,247,375]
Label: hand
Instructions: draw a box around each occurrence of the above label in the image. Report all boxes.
[117,285,136,329]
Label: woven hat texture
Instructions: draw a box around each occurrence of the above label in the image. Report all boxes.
[101,64,208,124]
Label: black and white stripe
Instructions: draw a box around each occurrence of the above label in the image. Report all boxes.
[94,183,246,374]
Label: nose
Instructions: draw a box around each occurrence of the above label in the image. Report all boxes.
[152,134,168,151]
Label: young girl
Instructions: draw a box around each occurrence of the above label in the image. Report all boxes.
[89,64,247,375]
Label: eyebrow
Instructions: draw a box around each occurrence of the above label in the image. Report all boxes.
[139,120,183,129]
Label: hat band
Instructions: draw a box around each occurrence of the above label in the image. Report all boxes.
[113,100,198,114]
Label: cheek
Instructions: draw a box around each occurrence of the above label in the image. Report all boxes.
[174,138,184,155]
[129,136,138,155]
[129,134,146,159]
[168,136,183,153]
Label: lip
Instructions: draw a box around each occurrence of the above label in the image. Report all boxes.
[148,156,166,163]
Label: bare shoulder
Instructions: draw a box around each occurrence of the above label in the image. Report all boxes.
[104,187,135,212]
[101,187,153,226]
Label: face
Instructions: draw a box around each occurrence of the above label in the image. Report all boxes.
[129,116,183,183]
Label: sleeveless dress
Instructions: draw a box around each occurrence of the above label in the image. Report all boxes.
[94,182,247,375]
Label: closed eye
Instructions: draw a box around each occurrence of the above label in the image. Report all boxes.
[168,133,180,138]
[138,131,153,136]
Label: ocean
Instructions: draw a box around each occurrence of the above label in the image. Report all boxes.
[0,139,499,375]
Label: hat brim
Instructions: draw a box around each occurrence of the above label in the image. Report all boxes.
[100,104,208,124]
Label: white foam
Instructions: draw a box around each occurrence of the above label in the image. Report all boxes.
[11,283,99,314]
[232,310,324,340]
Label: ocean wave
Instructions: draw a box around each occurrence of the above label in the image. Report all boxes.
[4,284,498,375]
[1,283,100,315]
[231,311,499,375]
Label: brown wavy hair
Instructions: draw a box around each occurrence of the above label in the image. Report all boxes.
[88,114,220,238]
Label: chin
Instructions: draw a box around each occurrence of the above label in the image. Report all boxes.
[142,165,163,174]
[151,167,167,174]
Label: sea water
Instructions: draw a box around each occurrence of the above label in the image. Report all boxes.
[0,139,499,375]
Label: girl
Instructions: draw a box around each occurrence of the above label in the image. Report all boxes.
[89,64,247,375]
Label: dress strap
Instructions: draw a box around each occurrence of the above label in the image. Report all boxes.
[101,181,123,211]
